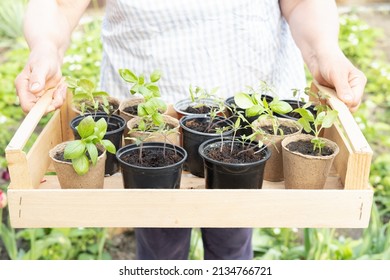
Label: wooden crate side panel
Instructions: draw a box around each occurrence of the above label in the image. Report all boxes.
[8,188,373,228]
[61,89,77,142]
[324,123,352,189]
[6,151,32,189]
[26,111,62,189]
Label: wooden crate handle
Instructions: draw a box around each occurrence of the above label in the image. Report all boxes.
[312,81,372,155]
[6,85,60,152]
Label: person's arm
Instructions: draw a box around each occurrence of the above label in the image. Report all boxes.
[280,0,366,112]
[16,0,91,113]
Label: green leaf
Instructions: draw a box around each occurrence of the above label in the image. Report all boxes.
[152,112,164,126]
[101,140,116,154]
[64,140,85,160]
[77,116,95,138]
[314,111,326,126]
[298,118,312,133]
[95,118,107,139]
[148,98,167,113]
[322,110,338,128]
[79,79,95,93]
[246,105,264,117]
[130,84,140,95]
[72,155,90,175]
[138,119,146,131]
[72,93,90,100]
[146,84,161,97]
[92,91,109,97]
[234,93,254,109]
[150,70,162,82]
[234,118,241,129]
[138,74,145,85]
[86,143,98,166]
[137,103,148,117]
[119,69,138,83]
[139,86,153,100]
[294,108,315,122]
[270,100,293,115]
[66,76,78,89]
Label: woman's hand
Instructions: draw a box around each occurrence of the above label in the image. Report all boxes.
[307,48,367,112]
[15,43,66,113]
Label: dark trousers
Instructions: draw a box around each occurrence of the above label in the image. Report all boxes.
[135,228,253,260]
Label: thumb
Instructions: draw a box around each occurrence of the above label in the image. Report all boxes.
[28,65,49,93]
[331,73,354,106]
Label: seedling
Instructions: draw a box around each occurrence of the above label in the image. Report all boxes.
[64,116,116,175]
[294,106,338,155]
[188,85,223,109]
[66,77,114,115]
[119,68,162,101]
[234,81,293,135]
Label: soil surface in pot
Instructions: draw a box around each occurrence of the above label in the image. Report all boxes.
[261,124,299,135]
[206,143,267,164]
[286,140,334,156]
[76,101,119,113]
[133,123,176,131]
[184,105,217,114]
[122,105,137,115]
[184,118,227,133]
[120,148,183,167]
[53,149,103,163]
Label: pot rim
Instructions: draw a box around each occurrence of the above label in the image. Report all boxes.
[281,134,340,160]
[49,141,107,166]
[173,98,222,116]
[198,138,271,167]
[116,142,187,170]
[252,117,303,139]
[179,115,234,136]
[224,94,274,107]
[71,113,126,135]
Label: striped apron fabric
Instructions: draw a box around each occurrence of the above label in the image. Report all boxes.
[100,0,306,103]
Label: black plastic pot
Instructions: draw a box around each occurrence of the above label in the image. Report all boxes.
[70,113,126,176]
[116,142,187,189]
[224,94,273,136]
[275,99,317,135]
[198,138,271,189]
[180,115,234,178]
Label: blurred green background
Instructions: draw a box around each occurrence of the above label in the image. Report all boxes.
[1,0,390,260]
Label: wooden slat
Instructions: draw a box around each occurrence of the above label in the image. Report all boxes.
[313,82,373,190]
[25,111,62,189]
[324,123,352,189]
[6,90,53,152]
[313,81,372,154]
[61,89,77,142]
[7,186,373,228]
[5,150,31,189]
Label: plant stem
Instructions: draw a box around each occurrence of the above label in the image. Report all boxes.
[97,228,108,260]
[304,228,311,259]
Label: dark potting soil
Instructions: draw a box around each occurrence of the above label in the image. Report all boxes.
[205,143,267,164]
[184,105,216,114]
[261,124,299,135]
[53,149,103,163]
[286,140,334,156]
[123,105,138,115]
[120,148,183,167]
[133,123,175,132]
[184,118,226,133]
[76,101,119,114]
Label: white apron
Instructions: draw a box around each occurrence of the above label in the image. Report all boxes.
[100,0,306,103]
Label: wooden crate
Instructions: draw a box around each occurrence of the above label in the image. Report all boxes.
[5,83,373,228]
